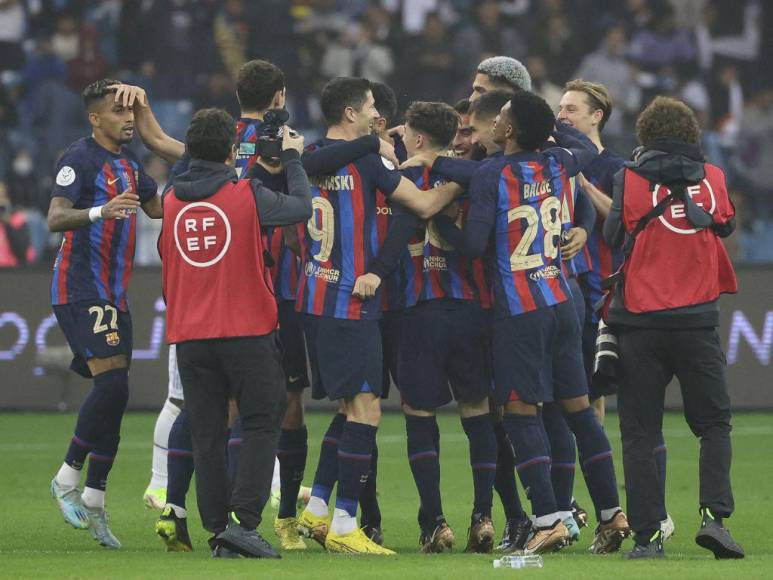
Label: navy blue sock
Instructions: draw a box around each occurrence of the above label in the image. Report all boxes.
[654,434,667,502]
[359,442,381,528]
[227,417,242,488]
[565,407,619,514]
[493,421,525,521]
[311,413,346,503]
[542,403,576,512]
[83,369,129,490]
[406,414,443,530]
[277,425,308,519]
[66,368,127,470]
[461,414,497,518]
[167,409,194,509]
[503,413,557,518]
[335,421,377,519]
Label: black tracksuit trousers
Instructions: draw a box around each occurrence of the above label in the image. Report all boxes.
[176,333,287,534]
[615,326,734,539]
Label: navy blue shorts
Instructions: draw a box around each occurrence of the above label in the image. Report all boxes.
[53,300,133,379]
[492,300,587,405]
[277,300,309,391]
[304,314,383,402]
[397,299,492,411]
[379,309,403,398]
[567,277,586,328]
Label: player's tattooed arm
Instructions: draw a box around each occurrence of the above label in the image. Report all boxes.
[141,195,163,219]
[389,177,464,220]
[111,84,185,164]
[47,191,141,232]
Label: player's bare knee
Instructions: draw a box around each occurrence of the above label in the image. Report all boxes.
[591,396,606,423]
[559,395,590,415]
[87,354,128,376]
[402,402,435,417]
[459,398,489,418]
[282,393,305,429]
[347,393,381,426]
[505,400,538,416]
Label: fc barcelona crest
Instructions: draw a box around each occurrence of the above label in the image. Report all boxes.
[106,332,120,347]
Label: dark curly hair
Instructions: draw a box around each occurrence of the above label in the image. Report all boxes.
[507,91,555,151]
[186,108,236,163]
[636,96,701,146]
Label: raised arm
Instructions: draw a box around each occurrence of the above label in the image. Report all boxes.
[252,132,312,226]
[549,122,599,176]
[112,84,185,163]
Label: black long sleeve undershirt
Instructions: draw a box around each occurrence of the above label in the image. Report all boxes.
[301,135,380,176]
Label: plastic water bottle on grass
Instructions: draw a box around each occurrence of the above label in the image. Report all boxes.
[492,555,544,569]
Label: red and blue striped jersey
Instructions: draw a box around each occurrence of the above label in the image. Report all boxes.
[467,150,579,318]
[264,226,300,301]
[297,138,402,320]
[234,117,263,178]
[378,191,424,311]
[581,149,624,321]
[50,137,157,311]
[561,176,592,278]
[400,166,491,308]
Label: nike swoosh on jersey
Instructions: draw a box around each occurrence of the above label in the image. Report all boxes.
[108,177,121,185]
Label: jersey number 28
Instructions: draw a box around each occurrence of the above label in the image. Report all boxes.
[507,197,562,271]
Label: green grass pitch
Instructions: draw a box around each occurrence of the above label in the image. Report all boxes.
[1,411,772,579]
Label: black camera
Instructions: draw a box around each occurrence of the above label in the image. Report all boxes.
[592,320,619,394]
[256,108,297,166]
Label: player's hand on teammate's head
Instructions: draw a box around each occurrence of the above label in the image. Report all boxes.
[102,189,141,220]
[282,126,305,155]
[109,84,148,109]
[352,273,382,299]
[379,138,399,169]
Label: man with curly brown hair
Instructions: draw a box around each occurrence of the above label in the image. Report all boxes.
[603,96,744,560]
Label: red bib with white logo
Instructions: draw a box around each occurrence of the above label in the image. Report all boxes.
[160,179,277,342]
[620,164,737,313]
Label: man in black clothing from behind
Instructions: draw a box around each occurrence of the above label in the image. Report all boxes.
[160,108,312,558]
[604,97,744,560]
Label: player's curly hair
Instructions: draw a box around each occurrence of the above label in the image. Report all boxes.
[477,56,532,93]
[404,101,459,149]
[507,91,555,151]
[636,96,701,147]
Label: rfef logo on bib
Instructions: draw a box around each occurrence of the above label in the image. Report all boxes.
[652,179,716,235]
[173,202,232,267]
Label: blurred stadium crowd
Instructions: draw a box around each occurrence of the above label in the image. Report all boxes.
[0,0,771,266]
